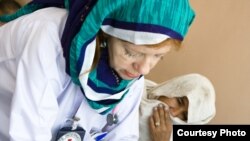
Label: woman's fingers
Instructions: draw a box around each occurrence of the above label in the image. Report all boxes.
[164,107,173,132]
[153,106,161,128]
[149,104,173,141]
[158,104,166,126]
[149,116,156,131]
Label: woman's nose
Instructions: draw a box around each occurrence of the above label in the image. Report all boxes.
[133,59,151,75]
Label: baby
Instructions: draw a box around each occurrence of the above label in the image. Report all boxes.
[0,0,21,26]
[0,0,20,15]
[139,73,216,141]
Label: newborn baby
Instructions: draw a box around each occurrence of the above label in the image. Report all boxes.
[139,73,216,141]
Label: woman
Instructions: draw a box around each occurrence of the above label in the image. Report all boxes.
[0,0,195,140]
[140,74,216,141]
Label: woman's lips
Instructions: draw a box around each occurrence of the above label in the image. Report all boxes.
[124,70,140,78]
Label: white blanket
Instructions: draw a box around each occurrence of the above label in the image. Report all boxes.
[139,73,216,141]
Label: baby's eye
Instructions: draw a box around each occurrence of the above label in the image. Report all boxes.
[183,111,188,121]
[177,97,185,106]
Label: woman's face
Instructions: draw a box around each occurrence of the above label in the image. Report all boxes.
[158,96,189,121]
[108,36,172,80]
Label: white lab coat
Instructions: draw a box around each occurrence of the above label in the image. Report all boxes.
[0,7,143,141]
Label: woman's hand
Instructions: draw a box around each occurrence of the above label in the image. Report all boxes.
[149,104,173,141]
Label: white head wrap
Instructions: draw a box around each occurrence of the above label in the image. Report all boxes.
[147,73,216,124]
[139,74,216,141]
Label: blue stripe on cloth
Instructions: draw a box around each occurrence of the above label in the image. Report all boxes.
[80,88,128,105]
[76,37,96,75]
[87,79,125,94]
[102,18,183,40]
[99,109,111,115]
[61,0,98,75]
[95,47,120,87]
[97,99,121,105]
[32,0,64,5]
[95,132,107,141]
[80,88,127,115]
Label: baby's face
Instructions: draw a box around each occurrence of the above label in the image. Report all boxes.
[0,11,6,26]
[158,96,189,121]
[0,22,5,26]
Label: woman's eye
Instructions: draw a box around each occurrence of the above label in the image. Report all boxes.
[124,48,137,58]
[154,54,164,60]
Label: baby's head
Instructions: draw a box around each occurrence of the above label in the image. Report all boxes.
[148,73,216,124]
[0,0,21,16]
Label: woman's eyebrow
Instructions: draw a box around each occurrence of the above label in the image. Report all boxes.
[122,43,143,54]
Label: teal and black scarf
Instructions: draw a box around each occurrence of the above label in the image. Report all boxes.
[0,0,195,114]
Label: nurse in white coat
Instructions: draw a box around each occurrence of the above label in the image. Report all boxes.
[0,0,195,140]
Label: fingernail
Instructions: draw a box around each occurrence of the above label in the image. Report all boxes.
[158,104,163,108]
[164,107,168,111]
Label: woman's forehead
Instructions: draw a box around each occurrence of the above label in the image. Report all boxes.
[111,36,172,54]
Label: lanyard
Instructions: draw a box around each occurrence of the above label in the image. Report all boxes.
[67,93,120,141]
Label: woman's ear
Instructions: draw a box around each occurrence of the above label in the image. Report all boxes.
[100,30,109,39]
[102,32,109,38]
[98,30,109,46]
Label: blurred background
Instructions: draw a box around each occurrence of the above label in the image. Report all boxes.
[146,0,250,124]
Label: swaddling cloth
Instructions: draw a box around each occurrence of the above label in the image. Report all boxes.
[139,73,216,141]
